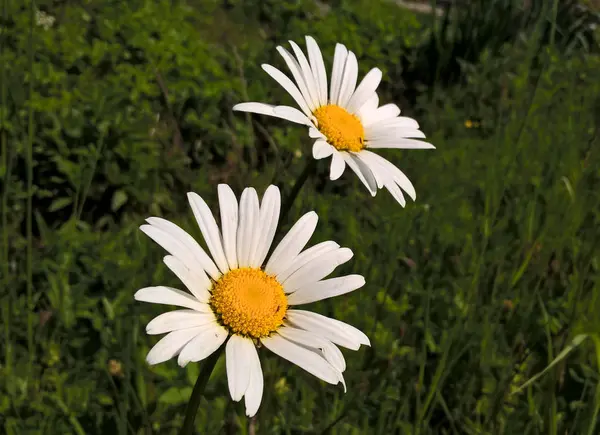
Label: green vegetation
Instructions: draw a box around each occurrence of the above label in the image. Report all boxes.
[1,0,599,433]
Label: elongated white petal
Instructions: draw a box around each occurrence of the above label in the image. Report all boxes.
[146,310,217,335]
[218,184,239,270]
[330,43,348,105]
[342,153,377,196]
[265,211,318,276]
[187,192,229,275]
[358,93,379,117]
[288,274,365,305]
[163,255,211,303]
[141,219,220,280]
[146,327,204,365]
[346,68,382,114]
[306,36,328,106]
[361,150,416,201]
[226,335,253,401]
[282,248,353,294]
[177,323,228,367]
[262,64,312,116]
[367,138,435,149]
[288,41,320,110]
[309,127,326,139]
[313,140,334,159]
[276,240,340,283]
[353,152,385,189]
[134,286,210,312]
[252,185,281,267]
[330,150,346,180]
[362,104,401,127]
[273,106,313,126]
[337,51,358,108]
[287,310,370,350]
[244,344,264,417]
[366,126,426,141]
[261,333,341,385]
[274,46,317,112]
[278,326,346,372]
[237,188,260,268]
[233,102,311,125]
[368,116,420,130]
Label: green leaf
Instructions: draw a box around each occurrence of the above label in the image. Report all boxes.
[111,190,128,212]
[158,386,192,405]
[49,197,73,212]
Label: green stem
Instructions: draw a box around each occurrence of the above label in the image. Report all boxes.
[26,0,35,376]
[180,344,225,435]
[279,157,317,227]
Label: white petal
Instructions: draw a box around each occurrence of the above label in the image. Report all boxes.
[226,335,254,401]
[276,240,340,283]
[146,327,204,365]
[367,138,435,149]
[306,36,328,106]
[362,104,401,127]
[252,185,281,267]
[237,188,260,268]
[218,184,239,270]
[141,219,220,280]
[282,248,353,294]
[272,106,313,126]
[369,116,420,130]
[233,102,310,125]
[329,150,346,180]
[354,152,385,189]
[264,211,318,276]
[134,286,211,312]
[146,310,217,335]
[366,124,426,140]
[278,326,346,372]
[342,153,377,196]
[309,127,326,139]
[361,150,416,201]
[346,68,382,114]
[262,64,312,116]
[288,40,320,110]
[312,140,334,159]
[244,344,264,417]
[287,309,370,350]
[163,255,211,303]
[274,47,317,112]
[261,333,341,385]
[337,51,358,108]
[329,43,348,105]
[177,323,228,367]
[187,192,230,275]
[358,93,379,116]
[288,274,365,305]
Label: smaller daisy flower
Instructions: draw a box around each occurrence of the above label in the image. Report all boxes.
[233,36,435,207]
[135,185,370,417]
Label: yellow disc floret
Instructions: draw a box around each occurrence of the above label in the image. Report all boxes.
[314,104,365,152]
[210,268,287,339]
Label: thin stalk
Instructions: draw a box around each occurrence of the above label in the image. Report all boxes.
[1,0,11,381]
[180,344,225,435]
[279,157,317,225]
[26,0,35,376]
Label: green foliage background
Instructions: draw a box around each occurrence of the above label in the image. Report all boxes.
[1,0,599,433]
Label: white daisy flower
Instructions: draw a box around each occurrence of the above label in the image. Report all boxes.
[135,184,370,417]
[233,36,435,207]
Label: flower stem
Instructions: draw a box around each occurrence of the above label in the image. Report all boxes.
[279,157,317,225]
[179,344,225,435]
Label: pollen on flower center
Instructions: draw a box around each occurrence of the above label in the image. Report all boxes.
[314,104,365,152]
[209,268,287,339]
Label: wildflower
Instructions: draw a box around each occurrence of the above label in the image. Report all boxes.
[135,185,370,416]
[233,36,434,207]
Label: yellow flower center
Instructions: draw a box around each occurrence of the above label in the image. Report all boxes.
[314,104,365,152]
[209,268,287,339]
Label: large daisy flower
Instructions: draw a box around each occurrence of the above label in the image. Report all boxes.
[135,184,369,417]
[233,36,435,206]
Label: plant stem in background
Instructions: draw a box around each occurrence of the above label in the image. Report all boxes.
[26,0,35,376]
[1,0,11,381]
[179,344,225,435]
[279,157,317,226]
